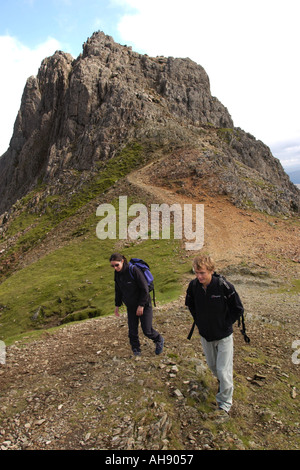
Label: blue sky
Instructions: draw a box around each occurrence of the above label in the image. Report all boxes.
[1,0,299,173]
[0,0,130,55]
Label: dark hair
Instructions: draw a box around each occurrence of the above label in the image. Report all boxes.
[109,253,128,265]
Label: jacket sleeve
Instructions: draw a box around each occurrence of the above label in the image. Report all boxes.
[224,281,244,324]
[131,266,149,307]
[114,274,123,307]
[185,280,196,318]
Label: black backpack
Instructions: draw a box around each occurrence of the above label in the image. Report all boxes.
[187,274,250,343]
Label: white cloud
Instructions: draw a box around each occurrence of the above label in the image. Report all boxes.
[115,0,300,164]
[1,0,299,172]
[0,35,61,156]
[270,138,300,170]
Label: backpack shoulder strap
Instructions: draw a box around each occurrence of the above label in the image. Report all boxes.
[128,261,156,307]
[128,262,134,279]
[217,274,250,344]
[187,278,198,340]
[217,274,233,299]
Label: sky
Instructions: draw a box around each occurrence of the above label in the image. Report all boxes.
[0,0,299,174]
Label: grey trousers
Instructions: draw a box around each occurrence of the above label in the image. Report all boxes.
[200,334,233,412]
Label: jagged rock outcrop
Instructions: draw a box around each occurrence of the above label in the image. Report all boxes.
[0,31,299,215]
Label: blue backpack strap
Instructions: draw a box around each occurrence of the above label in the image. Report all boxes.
[129,259,156,306]
[128,261,134,279]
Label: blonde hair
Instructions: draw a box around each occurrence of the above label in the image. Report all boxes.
[193,254,215,272]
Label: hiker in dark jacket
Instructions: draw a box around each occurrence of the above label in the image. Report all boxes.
[185,254,244,419]
[110,253,164,357]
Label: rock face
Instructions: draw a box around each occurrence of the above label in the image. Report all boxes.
[0,31,299,215]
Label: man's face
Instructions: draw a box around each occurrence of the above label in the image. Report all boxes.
[194,265,213,287]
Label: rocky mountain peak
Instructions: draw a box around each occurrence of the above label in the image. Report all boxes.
[0,31,298,216]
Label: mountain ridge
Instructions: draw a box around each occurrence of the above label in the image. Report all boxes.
[0,30,299,217]
[0,31,299,449]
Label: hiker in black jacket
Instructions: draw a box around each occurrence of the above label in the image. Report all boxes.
[185,254,244,419]
[110,253,164,357]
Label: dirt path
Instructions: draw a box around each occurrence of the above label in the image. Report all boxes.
[0,157,299,451]
[127,159,300,276]
[0,275,299,450]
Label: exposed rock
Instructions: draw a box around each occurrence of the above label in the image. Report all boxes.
[0,283,299,450]
[0,31,298,216]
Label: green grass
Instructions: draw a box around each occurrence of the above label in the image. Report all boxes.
[0,138,194,344]
[0,227,191,344]
[275,279,300,294]
[1,141,146,261]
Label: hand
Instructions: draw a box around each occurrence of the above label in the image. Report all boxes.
[136,306,144,317]
[114,307,120,317]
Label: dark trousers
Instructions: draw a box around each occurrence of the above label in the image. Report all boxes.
[127,303,161,352]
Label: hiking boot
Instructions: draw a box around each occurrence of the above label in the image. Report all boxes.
[155,337,164,355]
[210,408,230,423]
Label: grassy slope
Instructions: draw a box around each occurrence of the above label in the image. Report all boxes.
[0,141,192,343]
[0,232,191,344]
[0,140,299,450]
